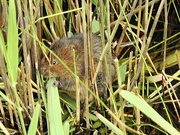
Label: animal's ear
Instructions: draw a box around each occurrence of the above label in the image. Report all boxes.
[40,51,50,64]
[50,38,61,49]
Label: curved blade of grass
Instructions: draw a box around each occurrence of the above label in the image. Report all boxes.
[94,111,123,135]
[3,0,26,134]
[120,90,180,135]
[47,78,64,135]
[6,0,18,84]
[28,103,40,135]
[0,91,16,107]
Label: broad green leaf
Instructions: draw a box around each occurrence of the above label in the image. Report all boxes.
[28,103,41,135]
[63,121,70,135]
[7,0,18,84]
[92,19,100,33]
[119,63,127,82]
[120,90,180,135]
[47,78,64,135]
[154,49,180,69]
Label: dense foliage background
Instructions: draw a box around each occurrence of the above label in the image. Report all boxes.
[0,0,180,135]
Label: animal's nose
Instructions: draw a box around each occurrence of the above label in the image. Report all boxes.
[40,67,47,75]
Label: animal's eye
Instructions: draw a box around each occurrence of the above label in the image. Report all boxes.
[52,59,58,65]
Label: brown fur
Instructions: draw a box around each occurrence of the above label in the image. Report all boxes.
[40,34,116,101]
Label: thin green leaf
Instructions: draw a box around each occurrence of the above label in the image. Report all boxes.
[0,91,16,107]
[94,111,123,135]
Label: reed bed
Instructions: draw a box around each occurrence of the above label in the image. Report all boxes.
[0,0,180,134]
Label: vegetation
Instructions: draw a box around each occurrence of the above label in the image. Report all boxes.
[0,0,180,135]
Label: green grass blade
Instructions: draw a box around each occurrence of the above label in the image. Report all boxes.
[47,78,64,135]
[0,91,16,107]
[94,111,123,135]
[120,90,180,135]
[63,121,70,135]
[6,0,18,84]
[28,103,41,135]
[2,1,26,134]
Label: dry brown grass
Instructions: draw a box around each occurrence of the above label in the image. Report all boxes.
[0,0,180,134]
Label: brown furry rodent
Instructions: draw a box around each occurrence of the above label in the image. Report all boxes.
[40,34,116,101]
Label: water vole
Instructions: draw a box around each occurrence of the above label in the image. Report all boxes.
[40,34,116,101]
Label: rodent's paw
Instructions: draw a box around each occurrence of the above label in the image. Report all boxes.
[53,80,61,87]
[45,82,48,88]
[45,81,60,88]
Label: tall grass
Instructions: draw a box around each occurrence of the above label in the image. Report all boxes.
[0,0,26,134]
[0,0,180,135]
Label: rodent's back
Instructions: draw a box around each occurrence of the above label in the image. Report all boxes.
[51,34,102,61]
